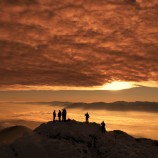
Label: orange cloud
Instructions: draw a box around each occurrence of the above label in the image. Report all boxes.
[0,0,157,89]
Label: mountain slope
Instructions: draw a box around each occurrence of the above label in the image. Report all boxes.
[0,121,157,158]
[0,125,32,144]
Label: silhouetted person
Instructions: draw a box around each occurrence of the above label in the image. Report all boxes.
[53,110,56,121]
[58,110,61,122]
[85,112,90,123]
[62,108,67,122]
[101,121,106,133]
[64,108,67,121]
[62,109,64,121]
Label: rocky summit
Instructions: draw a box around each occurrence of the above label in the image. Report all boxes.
[0,120,158,158]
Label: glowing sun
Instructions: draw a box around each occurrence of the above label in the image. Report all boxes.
[100,81,135,90]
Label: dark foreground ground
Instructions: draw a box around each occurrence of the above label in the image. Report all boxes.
[0,120,158,158]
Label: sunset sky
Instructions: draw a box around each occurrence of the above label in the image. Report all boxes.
[0,0,158,102]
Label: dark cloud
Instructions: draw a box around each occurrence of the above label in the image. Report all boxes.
[0,0,158,88]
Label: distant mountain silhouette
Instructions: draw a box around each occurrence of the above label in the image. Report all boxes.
[0,119,42,129]
[17,100,158,113]
[50,101,158,113]
[0,125,32,144]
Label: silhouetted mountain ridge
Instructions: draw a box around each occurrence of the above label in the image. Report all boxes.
[6,101,158,113]
[0,125,32,144]
[58,101,158,113]
[0,121,157,158]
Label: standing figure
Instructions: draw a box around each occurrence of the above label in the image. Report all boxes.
[53,110,56,121]
[62,109,64,121]
[63,108,67,122]
[85,112,90,124]
[101,121,106,133]
[58,110,61,122]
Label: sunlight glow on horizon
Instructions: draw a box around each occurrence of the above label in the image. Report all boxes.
[99,81,136,90]
[0,81,157,91]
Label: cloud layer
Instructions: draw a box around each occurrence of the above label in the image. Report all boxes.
[62,101,158,113]
[0,0,158,89]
